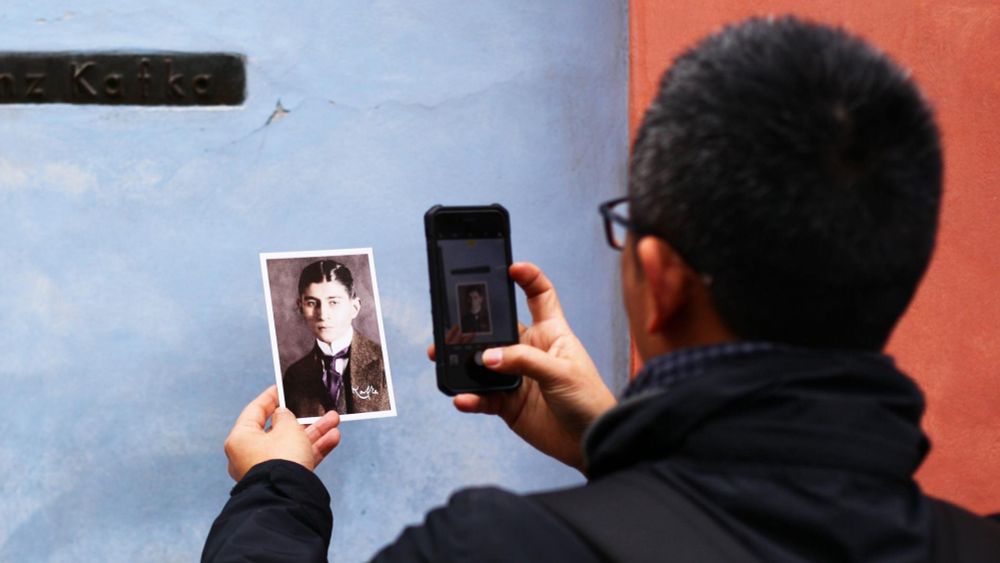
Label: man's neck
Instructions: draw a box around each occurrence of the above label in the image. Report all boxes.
[317,328,354,355]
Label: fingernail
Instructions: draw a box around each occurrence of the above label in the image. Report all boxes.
[483,348,502,366]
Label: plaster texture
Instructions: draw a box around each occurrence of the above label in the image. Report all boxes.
[0,2,628,560]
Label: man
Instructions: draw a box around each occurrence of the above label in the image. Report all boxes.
[283,259,390,417]
[459,285,491,334]
[204,17,1000,562]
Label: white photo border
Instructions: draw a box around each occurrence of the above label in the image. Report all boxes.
[259,247,396,424]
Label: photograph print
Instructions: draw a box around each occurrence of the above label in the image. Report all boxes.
[261,248,395,423]
[456,282,492,335]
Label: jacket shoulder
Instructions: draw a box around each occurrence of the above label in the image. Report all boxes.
[283,348,330,418]
[351,332,383,367]
[284,348,319,381]
[372,486,601,563]
[350,332,386,388]
[929,497,1000,562]
[532,466,761,562]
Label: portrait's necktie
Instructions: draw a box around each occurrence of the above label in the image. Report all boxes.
[322,346,350,412]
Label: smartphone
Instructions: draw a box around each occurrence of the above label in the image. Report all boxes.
[425,204,521,395]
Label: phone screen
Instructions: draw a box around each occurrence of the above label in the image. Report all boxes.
[436,237,517,345]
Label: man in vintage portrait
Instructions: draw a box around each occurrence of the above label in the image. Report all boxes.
[283,259,390,417]
[459,284,491,334]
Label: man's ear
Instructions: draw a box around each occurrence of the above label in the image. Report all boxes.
[635,237,689,334]
[350,296,361,319]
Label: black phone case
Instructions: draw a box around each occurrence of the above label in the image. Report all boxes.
[425,204,521,395]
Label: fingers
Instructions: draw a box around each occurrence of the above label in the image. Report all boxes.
[509,262,565,323]
[444,324,475,345]
[234,386,279,431]
[270,406,299,430]
[453,393,503,415]
[307,411,342,467]
[444,324,462,344]
[312,428,342,466]
[482,344,569,387]
[305,410,340,443]
[427,343,436,361]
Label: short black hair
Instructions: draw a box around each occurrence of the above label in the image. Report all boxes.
[298,260,356,298]
[629,16,942,350]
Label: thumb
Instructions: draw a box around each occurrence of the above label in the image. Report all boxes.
[270,406,299,430]
[482,344,570,388]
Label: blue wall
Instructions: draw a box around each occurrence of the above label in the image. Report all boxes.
[0,2,628,560]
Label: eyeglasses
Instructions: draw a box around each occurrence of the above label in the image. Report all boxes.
[598,196,714,286]
[598,196,635,251]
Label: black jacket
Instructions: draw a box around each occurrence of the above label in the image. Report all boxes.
[203,348,1000,562]
[202,460,332,563]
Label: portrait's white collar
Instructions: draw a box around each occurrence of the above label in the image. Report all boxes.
[317,327,354,356]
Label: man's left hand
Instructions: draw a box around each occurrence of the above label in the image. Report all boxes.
[224,385,342,481]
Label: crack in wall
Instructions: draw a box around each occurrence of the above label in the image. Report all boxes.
[264,99,290,126]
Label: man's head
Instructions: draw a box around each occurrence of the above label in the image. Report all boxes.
[297,260,361,344]
[467,287,484,314]
[626,16,942,352]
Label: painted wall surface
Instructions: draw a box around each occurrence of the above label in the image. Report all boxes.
[630,0,1000,514]
[0,2,629,560]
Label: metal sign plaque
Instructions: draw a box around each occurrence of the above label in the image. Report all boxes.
[0,52,245,106]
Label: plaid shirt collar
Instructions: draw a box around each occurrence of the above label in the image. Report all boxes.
[623,341,784,399]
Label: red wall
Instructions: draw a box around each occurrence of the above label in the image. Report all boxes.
[630,0,1000,514]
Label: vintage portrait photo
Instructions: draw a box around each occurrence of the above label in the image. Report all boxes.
[260,248,395,423]
[456,282,492,335]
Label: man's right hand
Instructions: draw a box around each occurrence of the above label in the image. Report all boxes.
[429,262,616,472]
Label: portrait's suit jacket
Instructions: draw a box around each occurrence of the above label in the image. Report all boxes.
[283,331,390,418]
[461,310,490,334]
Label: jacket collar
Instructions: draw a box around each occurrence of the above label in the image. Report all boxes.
[584,346,929,480]
[622,341,782,398]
